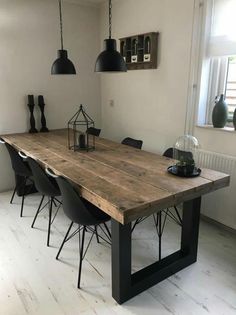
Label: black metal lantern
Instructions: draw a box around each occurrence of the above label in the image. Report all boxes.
[68,105,95,152]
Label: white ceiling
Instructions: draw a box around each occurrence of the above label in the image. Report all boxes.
[66,0,106,6]
[87,0,106,3]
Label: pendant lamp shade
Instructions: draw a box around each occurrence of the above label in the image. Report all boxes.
[95,0,127,73]
[95,39,127,72]
[51,50,76,74]
[51,0,76,75]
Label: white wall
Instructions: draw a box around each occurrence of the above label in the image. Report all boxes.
[1,0,234,229]
[99,0,236,230]
[193,127,236,230]
[0,0,101,191]
[195,127,236,156]
[100,0,195,154]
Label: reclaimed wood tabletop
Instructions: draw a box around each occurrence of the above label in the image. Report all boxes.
[1,129,230,224]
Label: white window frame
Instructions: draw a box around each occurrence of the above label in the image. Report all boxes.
[194,0,236,129]
[183,0,236,133]
[205,56,228,124]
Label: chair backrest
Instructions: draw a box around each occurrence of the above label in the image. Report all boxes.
[121,137,143,149]
[56,176,99,226]
[163,147,193,160]
[87,127,101,137]
[163,148,174,158]
[5,143,31,177]
[27,157,59,196]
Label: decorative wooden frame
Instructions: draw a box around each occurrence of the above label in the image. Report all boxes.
[120,32,159,70]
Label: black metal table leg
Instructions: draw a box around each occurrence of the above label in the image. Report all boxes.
[181,197,201,259]
[111,220,132,304]
[111,197,201,304]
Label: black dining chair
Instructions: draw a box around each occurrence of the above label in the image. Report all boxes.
[46,171,111,289]
[162,146,193,226]
[121,137,143,149]
[24,156,61,247]
[161,147,193,223]
[163,147,193,160]
[150,147,194,259]
[132,147,192,260]
[120,136,144,231]
[87,127,101,137]
[0,139,34,217]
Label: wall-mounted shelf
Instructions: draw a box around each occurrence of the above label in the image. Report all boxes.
[120,32,159,70]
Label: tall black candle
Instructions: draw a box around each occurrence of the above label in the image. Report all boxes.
[27,95,38,133]
[79,134,86,149]
[38,95,49,132]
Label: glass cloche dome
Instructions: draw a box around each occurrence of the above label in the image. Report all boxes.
[171,135,200,177]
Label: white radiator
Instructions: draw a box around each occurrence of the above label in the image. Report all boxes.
[195,150,236,176]
[195,150,236,230]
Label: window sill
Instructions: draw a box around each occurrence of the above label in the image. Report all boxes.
[196,124,236,133]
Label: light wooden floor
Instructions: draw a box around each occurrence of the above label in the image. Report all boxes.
[0,191,235,315]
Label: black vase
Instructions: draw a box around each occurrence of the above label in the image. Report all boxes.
[233,108,236,130]
[212,94,228,128]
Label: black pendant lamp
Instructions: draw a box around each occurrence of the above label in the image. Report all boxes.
[51,0,76,75]
[95,0,127,73]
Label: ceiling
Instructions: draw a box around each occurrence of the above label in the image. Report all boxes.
[87,0,106,3]
[66,0,106,6]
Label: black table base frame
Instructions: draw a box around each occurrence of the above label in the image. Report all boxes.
[111,197,201,304]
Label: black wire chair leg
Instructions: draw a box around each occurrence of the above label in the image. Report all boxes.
[10,186,17,204]
[31,195,45,228]
[50,202,61,225]
[174,206,183,225]
[47,197,53,247]
[52,199,57,207]
[95,226,100,244]
[20,194,25,217]
[131,219,139,233]
[103,222,111,239]
[158,211,162,260]
[20,178,27,217]
[56,221,74,260]
[153,213,159,236]
[78,226,86,289]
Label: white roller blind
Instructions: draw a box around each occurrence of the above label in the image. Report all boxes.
[208,0,236,57]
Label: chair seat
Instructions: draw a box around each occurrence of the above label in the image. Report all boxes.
[81,198,110,225]
[48,177,61,197]
[15,161,32,178]
[55,175,111,289]
[121,137,143,150]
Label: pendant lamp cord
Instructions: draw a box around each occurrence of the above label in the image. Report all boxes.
[109,0,112,39]
[58,0,64,50]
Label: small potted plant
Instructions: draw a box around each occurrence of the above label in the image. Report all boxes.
[176,156,195,176]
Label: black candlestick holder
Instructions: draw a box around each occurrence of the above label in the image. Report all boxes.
[38,95,49,132]
[27,95,38,134]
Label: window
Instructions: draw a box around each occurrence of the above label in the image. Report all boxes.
[225,56,236,123]
[198,0,236,127]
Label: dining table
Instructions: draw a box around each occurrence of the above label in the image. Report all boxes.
[0,129,230,304]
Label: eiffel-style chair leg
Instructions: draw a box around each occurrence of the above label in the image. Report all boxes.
[31,195,45,228]
[131,219,139,233]
[20,178,27,217]
[95,225,100,243]
[78,226,86,289]
[10,186,17,204]
[47,197,53,247]
[174,206,182,225]
[158,211,162,260]
[103,222,111,239]
[56,221,74,260]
